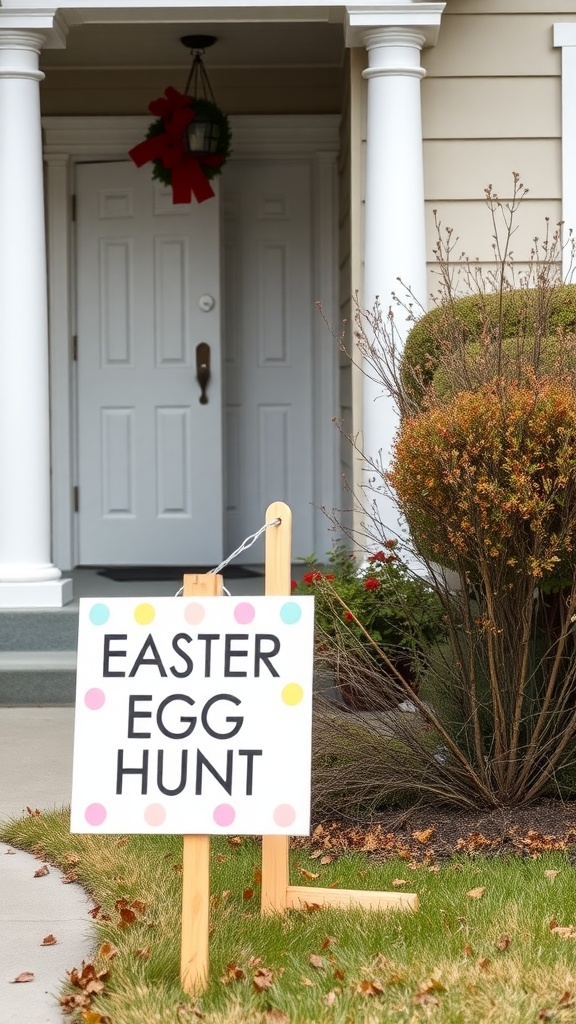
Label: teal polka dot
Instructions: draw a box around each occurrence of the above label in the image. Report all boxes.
[89,603,110,626]
[280,601,302,625]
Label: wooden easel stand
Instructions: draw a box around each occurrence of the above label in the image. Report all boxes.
[179,501,417,995]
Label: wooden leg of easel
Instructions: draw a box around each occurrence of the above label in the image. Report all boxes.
[261,834,291,914]
[181,834,211,993]
[261,502,291,914]
[180,572,224,993]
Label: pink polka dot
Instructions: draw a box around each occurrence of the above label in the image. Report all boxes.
[213,803,236,827]
[85,803,106,827]
[184,602,206,626]
[84,688,105,711]
[273,804,296,828]
[144,803,166,827]
[234,602,255,625]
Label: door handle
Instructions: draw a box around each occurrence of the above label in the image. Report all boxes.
[196,343,210,405]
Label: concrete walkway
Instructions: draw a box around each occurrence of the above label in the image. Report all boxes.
[0,707,94,1024]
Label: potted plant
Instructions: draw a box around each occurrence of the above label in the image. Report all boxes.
[293,544,444,710]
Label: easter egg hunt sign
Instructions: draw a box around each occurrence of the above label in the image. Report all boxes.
[70,596,314,836]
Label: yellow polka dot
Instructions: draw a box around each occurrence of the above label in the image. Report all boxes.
[134,602,155,625]
[282,683,304,706]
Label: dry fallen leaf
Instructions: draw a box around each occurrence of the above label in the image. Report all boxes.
[227,836,243,847]
[544,870,560,880]
[12,972,34,984]
[495,934,511,951]
[355,979,385,997]
[413,828,435,845]
[265,1010,289,1023]
[302,901,322,912]
[243,888,254,901]
[81,1012,111,1024]
[34,864,49,878]
[309,954,324,969]
[320,855,335,865]
[325,989,339,1006]
[98,942,118,960]
[300,869,320,881]
[466,886,486,900]
[136,946,150,960]
[221,961,245,983]
[551,925,576,939]
[300,976,314,987]
[334,968,346,981]
[478,957,491,971]
[559,991,575,1007]
[253,967,274,992]
[5,848,16,855]
[321,936,336,950]
[41,934,58,946]
[254,866,262,884]
[392,879,408,887]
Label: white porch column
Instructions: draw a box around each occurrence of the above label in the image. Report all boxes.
[0,29,72,606]
[346,4,444,548]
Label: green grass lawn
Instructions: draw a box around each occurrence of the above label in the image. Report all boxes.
[3,810,576,1023]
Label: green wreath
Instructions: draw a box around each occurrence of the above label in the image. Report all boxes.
[147,97,232,187]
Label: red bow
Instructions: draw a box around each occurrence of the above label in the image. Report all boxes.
[128,87,223,204]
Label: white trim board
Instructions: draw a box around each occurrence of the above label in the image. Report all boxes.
[554,23,576,281]
[43,114,340,569]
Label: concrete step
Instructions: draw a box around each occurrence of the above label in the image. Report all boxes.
[0,651,76,706]
[0,608,79,652]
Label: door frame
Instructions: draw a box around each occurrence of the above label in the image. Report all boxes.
[43,114,340,570]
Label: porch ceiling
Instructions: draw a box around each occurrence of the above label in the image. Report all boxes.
[40,17,346,70]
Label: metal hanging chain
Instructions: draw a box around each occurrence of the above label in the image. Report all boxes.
[184,50,217,103]
[209,518,281,577]
[174,517,281,597]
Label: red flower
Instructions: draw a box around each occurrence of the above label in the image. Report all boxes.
[302,571,323,584]
[291,580,298,591]
[368,550,396,564]
[344,611,355,621]
[364,577,380,591]
[384,539,398,550]
[325,573,335,581]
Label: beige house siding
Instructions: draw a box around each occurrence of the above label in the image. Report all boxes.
[422,1,566,297]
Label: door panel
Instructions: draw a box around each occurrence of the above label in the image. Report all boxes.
[223,160,315,560]
[76,162,223,565]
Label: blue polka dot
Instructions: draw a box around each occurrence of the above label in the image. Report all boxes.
[89,603,110,626]
[280,601,302,625]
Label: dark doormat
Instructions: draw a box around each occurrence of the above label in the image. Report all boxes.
[96,566,263,582]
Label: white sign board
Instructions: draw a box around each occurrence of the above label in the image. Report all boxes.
[71,596,314,835]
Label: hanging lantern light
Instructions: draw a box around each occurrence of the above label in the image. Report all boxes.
[128,34,232,205]
[181,35,222,156]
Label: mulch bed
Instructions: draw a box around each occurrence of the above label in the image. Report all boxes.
[295,800,576,862]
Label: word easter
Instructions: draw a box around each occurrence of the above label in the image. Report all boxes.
[102,631,281,679]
